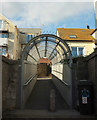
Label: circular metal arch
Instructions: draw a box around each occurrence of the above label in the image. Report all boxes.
[21,34,72,66]
[19,34,73,108]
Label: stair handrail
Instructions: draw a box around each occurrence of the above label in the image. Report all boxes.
[52,70,70,87]
[24,73,37,86]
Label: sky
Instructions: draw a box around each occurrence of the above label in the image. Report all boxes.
[0,1,96,34]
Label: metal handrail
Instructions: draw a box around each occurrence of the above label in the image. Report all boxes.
[52,71,70,87]
[24,74,37,86]
[59,79,70,87]
[52,70,63,74]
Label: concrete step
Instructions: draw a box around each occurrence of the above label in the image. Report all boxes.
[2,118,96,120]
[2,109,96,120]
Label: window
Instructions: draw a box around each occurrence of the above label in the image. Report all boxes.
[0,33,8,38]
[71,47,84,57]
[0,47,7,55]
[69,35,77,38]
[71,47,77,57]
[26,34,34,43]
[78,47,84,56]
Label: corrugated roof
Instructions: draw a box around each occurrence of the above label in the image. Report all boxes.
[57,28,95,41]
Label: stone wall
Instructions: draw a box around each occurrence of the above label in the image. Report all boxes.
[37,63,51,77]
[37,63,48,77]
[2,56,18,112]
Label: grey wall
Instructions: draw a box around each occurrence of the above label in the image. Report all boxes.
[52,63,72,108]
[87,48,97,115]
[2,56,18,112]
[22,60,37,106]
[71,48,97,114]
[2,56,37,111]
[0,56,2,120]
[72,57,88,109]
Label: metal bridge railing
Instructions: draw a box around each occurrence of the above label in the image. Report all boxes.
[24,73,37,86]
[52,70,70,87]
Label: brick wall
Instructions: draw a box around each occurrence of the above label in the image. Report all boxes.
[37,63,48,77]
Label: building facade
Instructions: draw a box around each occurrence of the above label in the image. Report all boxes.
[57,28,95,58]
[0,14,42,60]
[0,14,21,60]
[19,28,41,50]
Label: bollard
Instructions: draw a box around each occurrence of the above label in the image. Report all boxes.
[50,89,56,112]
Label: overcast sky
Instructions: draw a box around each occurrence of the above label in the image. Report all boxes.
[0,2,96,34]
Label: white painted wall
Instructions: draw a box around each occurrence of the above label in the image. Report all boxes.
[0,38,8,46]
[52,63,63,80]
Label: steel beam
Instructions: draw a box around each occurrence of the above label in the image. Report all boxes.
[27,53,38,62]
[33,40,41,59]
[48,41,60,59]
[44,37,47,57]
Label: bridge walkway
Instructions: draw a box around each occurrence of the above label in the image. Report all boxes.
[25,78,69,110]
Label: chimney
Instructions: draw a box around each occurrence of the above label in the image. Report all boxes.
[87,25,90,29]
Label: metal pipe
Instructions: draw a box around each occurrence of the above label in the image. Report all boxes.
[33,40,41,58]
[44,37,47,57]
[24,74,37,86]
[27,52,38,63]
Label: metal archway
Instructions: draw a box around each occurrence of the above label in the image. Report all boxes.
[19,34,72,108]
[21,34,72,66]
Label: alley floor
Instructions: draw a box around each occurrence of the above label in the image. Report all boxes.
[25,79,69,110]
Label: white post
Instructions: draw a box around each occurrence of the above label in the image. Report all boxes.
[95,1,97,38]
[0,55,2,120]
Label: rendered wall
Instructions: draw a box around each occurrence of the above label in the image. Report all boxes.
[87,48,97,115]
[71,48,97,114]
[72,57,88,109]
[22,60,37,106]
[52,63,72,108]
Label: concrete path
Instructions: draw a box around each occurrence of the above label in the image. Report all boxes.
[25,79,69,110]
[3,109,96,119]
[2,78,97,119]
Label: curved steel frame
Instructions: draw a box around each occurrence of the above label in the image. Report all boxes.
[19,34,72,108]
[22,34,72,65]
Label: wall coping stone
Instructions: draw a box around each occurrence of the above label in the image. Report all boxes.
[2,56,18,65]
